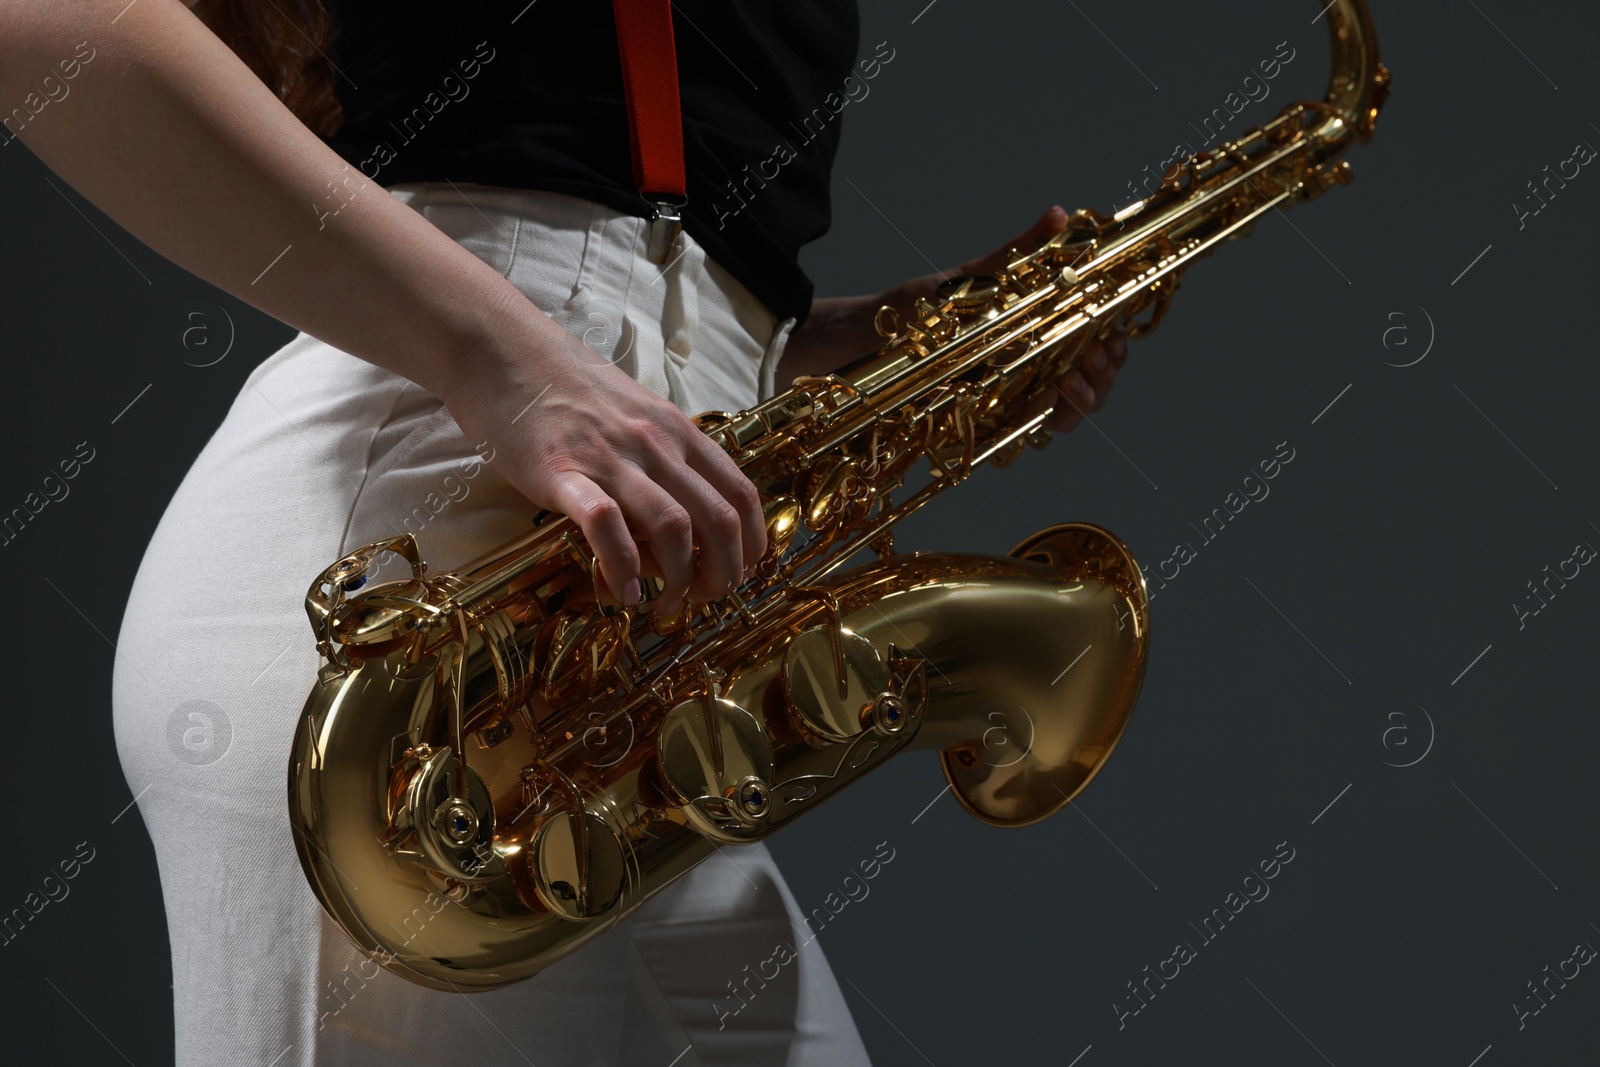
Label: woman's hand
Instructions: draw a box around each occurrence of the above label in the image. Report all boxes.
[439,310,765,616]
[957,205,1127,433]
[779,205,1129,432]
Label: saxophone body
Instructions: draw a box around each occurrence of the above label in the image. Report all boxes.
[289,0,1388,991]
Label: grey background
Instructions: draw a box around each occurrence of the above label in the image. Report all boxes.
[2,0,1595,1064]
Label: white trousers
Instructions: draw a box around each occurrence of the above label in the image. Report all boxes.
[111,183,871,1067]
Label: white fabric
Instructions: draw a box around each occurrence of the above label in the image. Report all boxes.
[111,183,866,1066]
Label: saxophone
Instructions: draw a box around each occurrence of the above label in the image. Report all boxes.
[289,0,1388,991]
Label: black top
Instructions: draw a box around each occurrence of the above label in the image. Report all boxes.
[319,0,863,325]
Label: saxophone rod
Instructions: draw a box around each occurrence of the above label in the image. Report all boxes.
[707,104,1334,474]
[1101,103,1327,250]
[1029,185,1293,352]
[794,413,1054,588]
[806,117,1329,436]
[784,183,1298,594]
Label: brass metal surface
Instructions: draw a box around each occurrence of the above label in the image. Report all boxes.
[289,0,1387,991]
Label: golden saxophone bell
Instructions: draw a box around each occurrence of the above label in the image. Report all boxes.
[288,0,1389,991]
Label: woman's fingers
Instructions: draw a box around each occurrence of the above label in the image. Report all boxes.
[682,432,767,578]
[545,469,641,605]
[608,467,697,613]
[444,343,772,612]
[961,205,1070,277]
[1047,373,1090,432]
[1079,338,1118,405]
[1046,333,1127,431]
[543,410,765,614]
[643,451,749,603]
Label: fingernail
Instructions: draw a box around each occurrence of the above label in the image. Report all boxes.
[1090,348,1108,370]
[1114,336,1128,359]
[1070,372,1090,394]
[624,577,641,605]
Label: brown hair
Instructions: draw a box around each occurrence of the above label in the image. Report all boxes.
[192,0,343,137]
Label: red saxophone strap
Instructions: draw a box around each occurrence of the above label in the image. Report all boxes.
[611,0,687,213]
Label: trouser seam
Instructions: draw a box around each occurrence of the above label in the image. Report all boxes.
[502,189,527,280]
[335,377,414,557]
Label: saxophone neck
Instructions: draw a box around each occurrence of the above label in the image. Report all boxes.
[1320,0,1389,144]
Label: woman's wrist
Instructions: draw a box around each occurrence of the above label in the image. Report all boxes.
[428,283,574,410]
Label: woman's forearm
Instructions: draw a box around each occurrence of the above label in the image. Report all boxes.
[0,0,555,400]
[776,270,945,382]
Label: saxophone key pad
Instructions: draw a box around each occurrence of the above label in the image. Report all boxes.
[782,626,890,744]
[400,747,499,882]
[656,697,776,840]
[529,810,626,922]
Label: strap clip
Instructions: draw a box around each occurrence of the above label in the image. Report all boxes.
[648,196,686,264]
